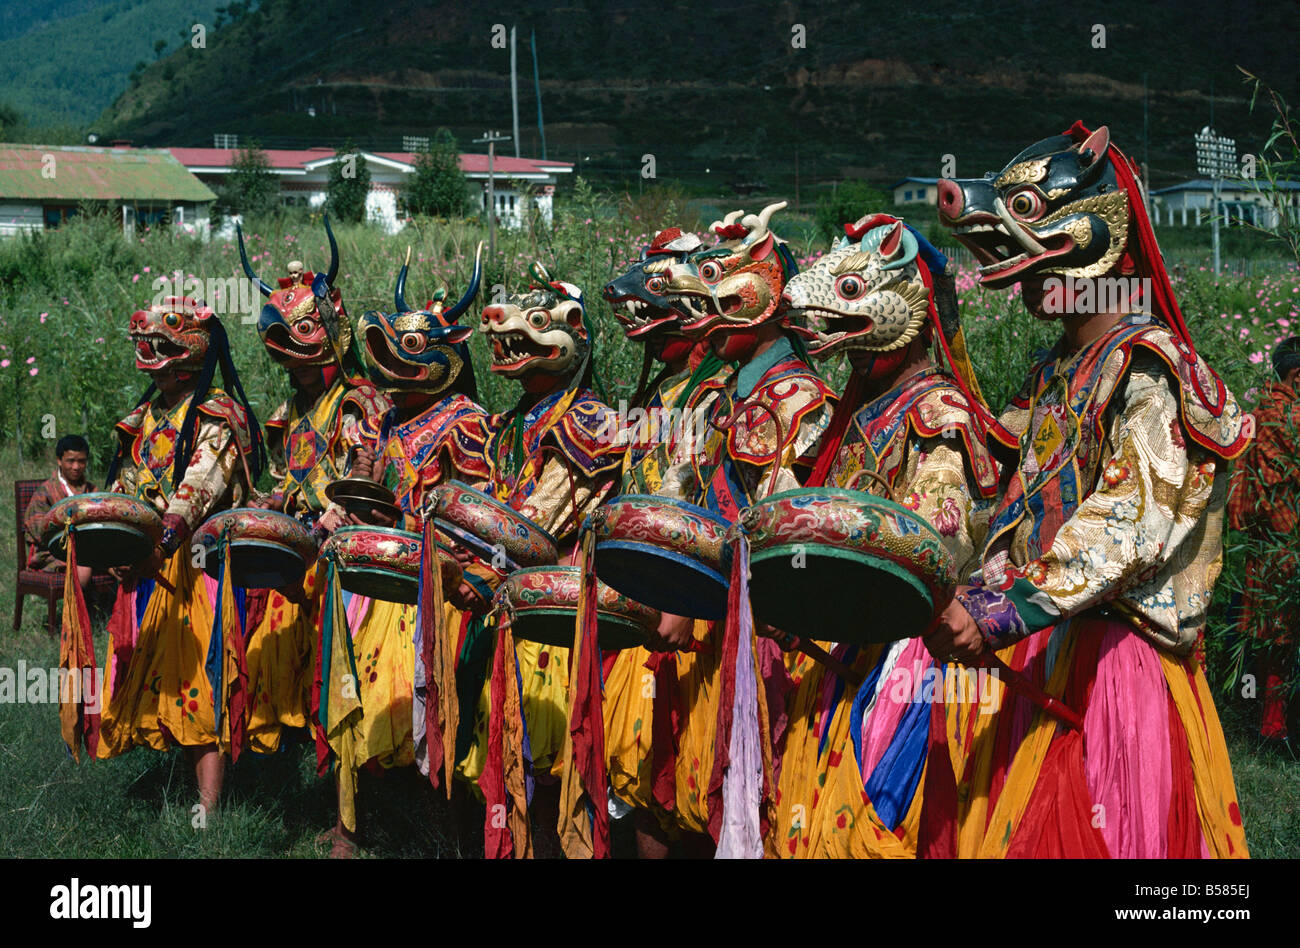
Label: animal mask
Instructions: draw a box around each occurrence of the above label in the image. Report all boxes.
[784,216,930,362]
[240,217,351,367]
[359,243,482,394]
[937,126,1128,291]
[480,263,589,382]
[128,296,215,374]
[666,202,797,341]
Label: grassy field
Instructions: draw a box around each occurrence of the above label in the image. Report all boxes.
[0,188,1296,858]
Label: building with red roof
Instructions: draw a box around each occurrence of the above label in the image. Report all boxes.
[170,143,573,233]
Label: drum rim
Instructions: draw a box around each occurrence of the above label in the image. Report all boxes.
[197,507,318,550]
[748,542,938,603]
[431,518,510,569]
[745,486,948,543]
[50,490,157,507]
[593,539,730,584]
[502,565,660,627]
[327,524,421,543]
[598,493,734,529]
[440,480,559,548]
[336,562,419,581]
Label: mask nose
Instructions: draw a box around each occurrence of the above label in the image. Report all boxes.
[937,179,965,221]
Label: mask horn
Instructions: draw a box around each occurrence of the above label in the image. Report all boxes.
[444,242,484,323]
[236,224,273,298]
[394,246,413,312]
[324,214,340,286]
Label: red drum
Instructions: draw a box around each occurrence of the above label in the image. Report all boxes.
[429,481,558,572]
[43,492,164,570]
[194,508,319,589]
[321,526,461,605]
[496,566,660,651]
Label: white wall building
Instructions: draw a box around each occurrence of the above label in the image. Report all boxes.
[1149,179,1300,229]
[171,145,573,234]
[890,177,940,206]
[0,143,214,238]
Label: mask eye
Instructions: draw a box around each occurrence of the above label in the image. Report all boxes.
[528,310,549,328]
[646,275,666,293]
[164,312,182,329]
[1007,188,1045,221]
[699,260,724,283]
[835,275,866,301]
[400,332,425,353]
[294,318,315,336]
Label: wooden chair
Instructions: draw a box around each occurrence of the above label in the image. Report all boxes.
[13,479,117,637]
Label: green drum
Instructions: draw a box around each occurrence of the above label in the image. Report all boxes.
[587,495,734,620]
[497,565,660,651]
[741,487,956,644]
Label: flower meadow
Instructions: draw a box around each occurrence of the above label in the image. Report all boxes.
[0,192,1294,474]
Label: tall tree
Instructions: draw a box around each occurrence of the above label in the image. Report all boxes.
[327,140,371,224]
[219,141,279,222]
[404,129,469,218]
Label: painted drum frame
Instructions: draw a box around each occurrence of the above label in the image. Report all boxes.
[321,525,459,605]
[42,491,164,570]
[741,487,957,644]
[496,565,660,651]
[587,495,734,620]
[429,480,558,572]
[194,507,319,589]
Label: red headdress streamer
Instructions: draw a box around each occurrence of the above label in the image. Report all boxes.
[57,533,99,760]
[1063,122,1207,380]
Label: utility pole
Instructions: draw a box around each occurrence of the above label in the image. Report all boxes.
[531,30,547,160]
[510,27,521,158]
[474,130,512,258]
[1142,72,1150,214]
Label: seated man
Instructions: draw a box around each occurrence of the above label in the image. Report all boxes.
[23,434,97,591]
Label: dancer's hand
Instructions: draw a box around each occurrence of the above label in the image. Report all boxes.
[923,587,985,664]
[647,612,695,652]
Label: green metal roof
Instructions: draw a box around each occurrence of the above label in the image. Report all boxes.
[0,144,216,203]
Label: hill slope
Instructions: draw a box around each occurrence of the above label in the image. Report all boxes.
[95,0,1299,191]
[0,0,223,127]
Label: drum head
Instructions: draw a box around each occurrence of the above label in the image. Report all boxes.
[595,542,729,620]
[749,545,935,644]
[47,523,153,570]
[337,566,419,605]
[204,540,307,590]
[509,608,651,651]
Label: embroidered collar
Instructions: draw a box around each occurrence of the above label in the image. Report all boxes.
[736,334,795,400]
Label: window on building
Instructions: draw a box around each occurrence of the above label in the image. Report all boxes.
[904,190,913,201]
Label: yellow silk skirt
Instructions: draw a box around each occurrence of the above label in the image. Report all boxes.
[603,645,657,810]
[244,567,320,753]
[97,552,220,756]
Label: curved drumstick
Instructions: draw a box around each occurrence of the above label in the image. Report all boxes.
[711,392,787,499]
[845,467,899,503]
[926,589,1084,732]
[533,443,585,541]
